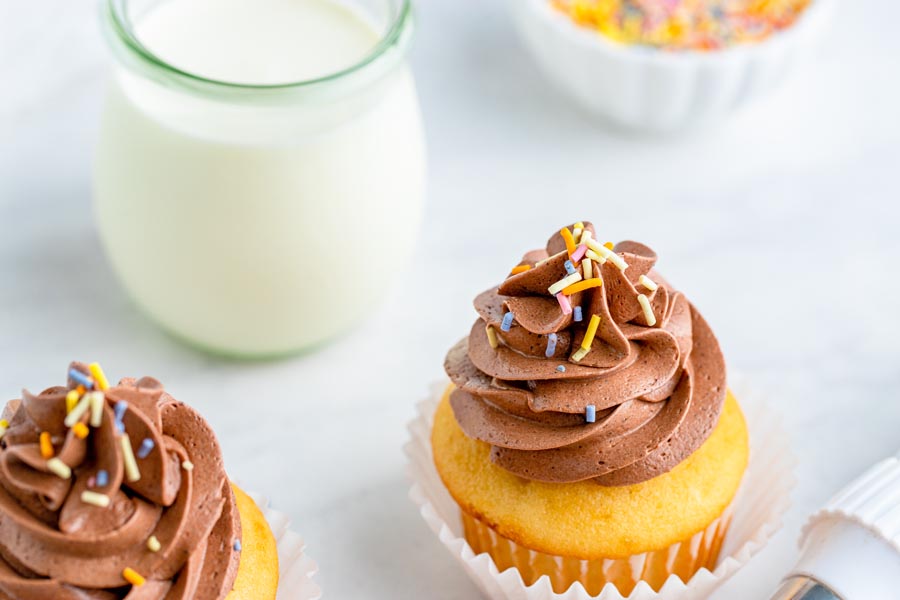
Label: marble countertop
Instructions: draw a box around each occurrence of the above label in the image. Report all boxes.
[3,1,900,598]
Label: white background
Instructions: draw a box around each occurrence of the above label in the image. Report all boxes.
[3,1,900,599]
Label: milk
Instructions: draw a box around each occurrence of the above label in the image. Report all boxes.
[94,0,425,356]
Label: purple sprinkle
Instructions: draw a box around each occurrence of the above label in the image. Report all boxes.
[564,260,576,275]
[233,540,242,552]
[137,438,155,459]
[556,365,566,373]
[96,469,109,487]
[68,369,94,390]
[545,333,558,358]
[586,405,596,423]
[574,306,583,322]
[500,312,514,332]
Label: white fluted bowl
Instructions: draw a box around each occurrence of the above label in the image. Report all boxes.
[510,0,835,132]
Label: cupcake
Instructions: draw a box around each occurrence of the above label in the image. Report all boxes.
[432,222,749,595]
[0,361,279,598]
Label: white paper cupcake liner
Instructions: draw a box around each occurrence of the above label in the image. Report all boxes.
[245,490,322,600]
[405,376,795,600]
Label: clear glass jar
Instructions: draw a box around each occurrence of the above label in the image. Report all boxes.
[94,0,426,357]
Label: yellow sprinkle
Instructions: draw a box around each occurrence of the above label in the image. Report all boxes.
[123,567,146,587]
[581,314,601,351]
[46,458,71,480]
[639,274,659,292]
[586,239,627,271]
[604,241,614,250]
[0,419,8,429]
[573,222,585,242]
[120,434,141,483]
[582,258,593,280]
[88,363,110,391]
[510,264,531,275]
[562,277,604,296]
[182,460,194,472]
[81,490,111,508]
[147,535,162,552]
[64,395,92,428]
[637,294,657,327]
[560,227,577,257]
[66,390,80,414]
[72,422,90,440]
[485,325,500,349]
[580,230,593,246]
[586,249,606,265]
[39,432,54,459]
[571,346,590,363]
[89,392,104,427]
[548,272,582,295]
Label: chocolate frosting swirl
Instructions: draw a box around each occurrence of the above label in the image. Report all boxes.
[444,223,726,485]
[0,362,241,599]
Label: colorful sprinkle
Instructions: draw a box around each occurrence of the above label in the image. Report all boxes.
[581,314,602,351]
[182,460,194,472]
[39,432,54,458]
[545,333,558,358]
[89,392,104,428]
[571,347,590,362]
[233,539,242,552]
[604,242,614,250]
[96,469,109,487]
[560,227,577,257]
[47,458,72,480]
[500,312,515,332]
[580,230,593,245]
[147,536,162,552]
[586,405,597,423]
[87,476,96,488]
[510,264,531,275]
[556,365,567,373]
[123,567,146,587]
[81,490,111,508]
[66,390,80,414]
[68,369,94,390]
[571,244,588,262]
[114,401,128,423]
[573,222,585,241]
[582,258,593,279]
[485,325,500,349]
[72,422,90,439]
[0,420,7,442]
[574,306,583,322]
[586,249,606,265]
[548,272,582,295]
[637,294,657,326]
[137,438,155,459]
[88,363,110,391]
[639,274,658,291]
[555,293,572,315]
[562,277,604,296]
[64,395,92,428]
[120,434,141,483]
[564,260,576,275]
[586,239,627,271]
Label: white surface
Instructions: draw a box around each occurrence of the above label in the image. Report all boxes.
[407,380,794,600]
[2,1,900,599]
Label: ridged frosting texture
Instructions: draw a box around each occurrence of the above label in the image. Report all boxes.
[0,362,241,599]
[444,222,726,485]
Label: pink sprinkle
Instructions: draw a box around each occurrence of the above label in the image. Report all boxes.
[571,244,588,262]
[556,293,572,315]
[87,476,96,489]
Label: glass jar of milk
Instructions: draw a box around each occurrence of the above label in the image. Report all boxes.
[95,0,426,357]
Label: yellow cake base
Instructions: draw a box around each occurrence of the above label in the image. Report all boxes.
[227,484,280,599]
[432,385,749,594]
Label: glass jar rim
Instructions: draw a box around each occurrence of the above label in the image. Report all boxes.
[102,0,414,94]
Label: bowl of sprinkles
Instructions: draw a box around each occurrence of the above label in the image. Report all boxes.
[511,0,834,130]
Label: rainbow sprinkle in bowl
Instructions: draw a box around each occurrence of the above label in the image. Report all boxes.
[511,0,833,131]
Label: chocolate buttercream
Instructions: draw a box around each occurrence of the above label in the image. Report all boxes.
[444,223,726,485]
[0,363,241,599]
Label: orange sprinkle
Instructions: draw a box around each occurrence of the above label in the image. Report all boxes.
[510,265,531,275]
[560,227,577,257]
[76,385,86,395]
[40,432,54,459]
[72,423,90,440]
[123,568,146,587]
[604,241,614,250]
[562,278,604,296]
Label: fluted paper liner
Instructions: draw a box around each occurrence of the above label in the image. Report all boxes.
[405,376,794,599]
[245,490,321,600]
